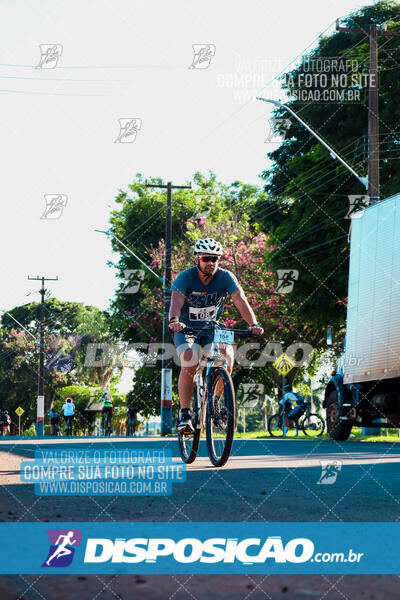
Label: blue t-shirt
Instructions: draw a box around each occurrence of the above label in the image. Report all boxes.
[280,392,305,407]
[171,266,241,323]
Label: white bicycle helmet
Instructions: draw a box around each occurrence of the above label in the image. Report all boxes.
[194,238,223,256]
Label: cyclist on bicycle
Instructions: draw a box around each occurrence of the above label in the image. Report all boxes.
[101,389,113,432]
[279,384,306,423]
[48,407,60,435]
[61,397,75,433]
[168,237,264,433]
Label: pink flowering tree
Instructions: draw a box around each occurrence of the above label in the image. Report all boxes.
[134,212,289,338]
[123,211,298,417]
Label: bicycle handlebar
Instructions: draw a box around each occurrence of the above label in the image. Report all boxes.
[180,323,257,338]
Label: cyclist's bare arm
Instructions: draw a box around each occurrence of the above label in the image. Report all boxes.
[230,289,264,335]
[169,291,186,332]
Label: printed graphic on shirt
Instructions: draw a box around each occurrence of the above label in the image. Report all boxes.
[186,291,225,322]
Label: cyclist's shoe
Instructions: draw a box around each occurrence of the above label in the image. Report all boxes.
[177,410,194,435]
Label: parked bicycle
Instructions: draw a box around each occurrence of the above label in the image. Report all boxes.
[178,322,254,467]
[268,399,325,438]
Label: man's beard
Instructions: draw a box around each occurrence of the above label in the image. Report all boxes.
[197,263,215,279]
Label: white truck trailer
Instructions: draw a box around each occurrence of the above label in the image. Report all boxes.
[324,190,400,439]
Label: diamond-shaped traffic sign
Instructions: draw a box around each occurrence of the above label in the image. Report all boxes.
[273,353,295,376]
[15,406,25,417]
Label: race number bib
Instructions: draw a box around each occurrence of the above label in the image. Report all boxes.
[214,329,234,344]
[189,306,216,321]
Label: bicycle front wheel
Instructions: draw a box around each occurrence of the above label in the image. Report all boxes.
[302,413,325,438]
[268,414,284,437]
[205,367,235,467]
[178,384,201,464]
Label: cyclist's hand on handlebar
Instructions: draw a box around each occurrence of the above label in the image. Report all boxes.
[169,321,186,333]
[249,325,264,336]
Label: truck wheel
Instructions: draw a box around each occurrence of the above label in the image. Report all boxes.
[326,390,352,441]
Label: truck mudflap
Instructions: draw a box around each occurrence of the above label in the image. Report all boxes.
[323,374,345,408]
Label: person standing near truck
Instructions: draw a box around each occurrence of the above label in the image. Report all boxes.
[279,384,306,423]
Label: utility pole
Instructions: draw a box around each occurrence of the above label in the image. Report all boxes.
[145,181,192,435]
[28,275,58,436]
[336,20,400,204]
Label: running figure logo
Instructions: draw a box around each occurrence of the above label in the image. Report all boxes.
[42,529,82,567]
[188,44,216,69]
[264,118,291,144]
[115,118,142,143]
[276,269,299,294]
[36,44,63,69]
[346,195,369,219]
[317,461,342,485]
[41,194,67,220]
[240,383,264,408]
[123,269,145,294]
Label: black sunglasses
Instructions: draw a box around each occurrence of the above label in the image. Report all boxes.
[200,256,219,263]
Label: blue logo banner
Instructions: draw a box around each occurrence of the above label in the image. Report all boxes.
[0,522,398,574]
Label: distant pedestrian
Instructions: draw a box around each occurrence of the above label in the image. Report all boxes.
[126,403,137,436]
[1,410,11,436]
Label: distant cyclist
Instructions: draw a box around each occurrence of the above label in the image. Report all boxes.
[279,384,306,423]
[168,238,264,434]
[61,397,75,434]
[48,407,60,436]
[101,389,113,434]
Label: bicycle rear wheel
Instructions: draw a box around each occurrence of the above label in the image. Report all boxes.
[106,413,112,436]
[178,384,201,464]
[302,413,325,438]
[205,367,235,467]
[268,413,284,437]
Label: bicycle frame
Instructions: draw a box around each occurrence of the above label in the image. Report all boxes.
[183,322,249,428]
[193,347,227,430]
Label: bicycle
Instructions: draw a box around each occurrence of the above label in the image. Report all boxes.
[177,321,254,467]
[101,411,112,436]
[126,416,136,437]
[49,421,60,436]
[268,400,325,438]
[64,415,74,436]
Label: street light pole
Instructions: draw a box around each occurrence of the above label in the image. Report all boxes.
[257,97,368,190]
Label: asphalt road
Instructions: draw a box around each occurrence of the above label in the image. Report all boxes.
[0,436,399,599]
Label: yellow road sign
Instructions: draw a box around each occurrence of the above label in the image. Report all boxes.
[273,353,295,376]
[15,406,25,417]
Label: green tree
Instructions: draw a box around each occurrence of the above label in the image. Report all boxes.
[109,171,264,342]
[254,1,400,350]
[126,209,287,416]
[0,300,120,425]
